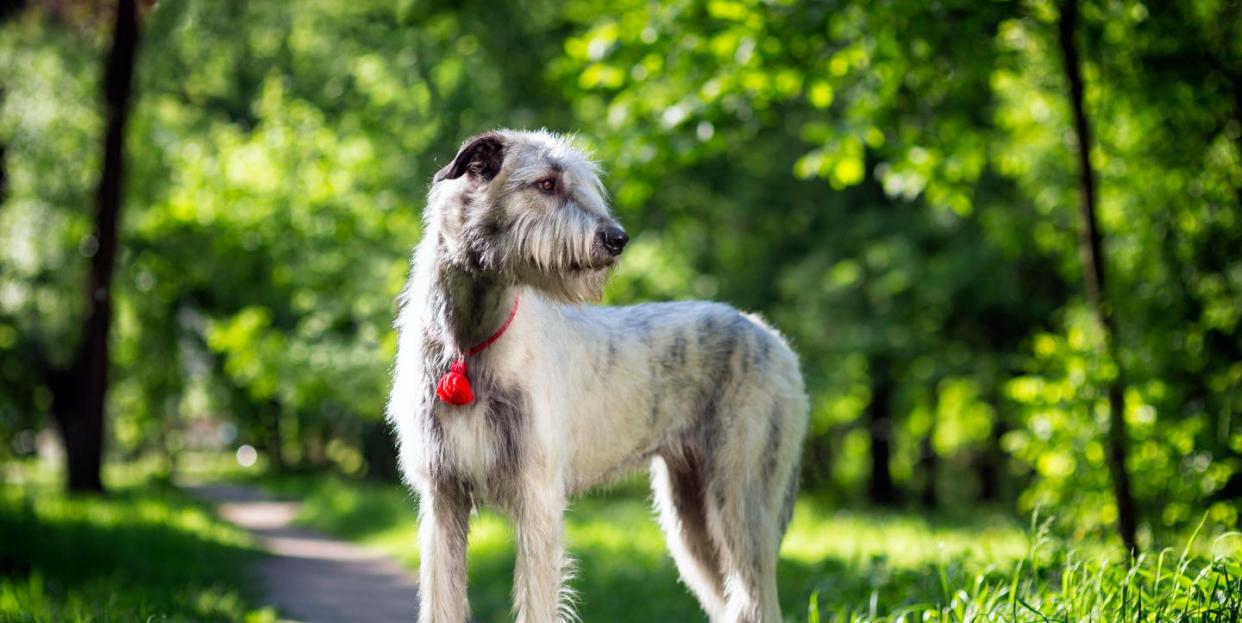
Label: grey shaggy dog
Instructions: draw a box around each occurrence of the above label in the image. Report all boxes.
[387,129,808,623]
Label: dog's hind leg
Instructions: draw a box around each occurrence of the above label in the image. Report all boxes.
[651,450,728,622]
[707,402,802,622]
[706,481,783,623]
[705,471,779,623]
[417,478,474,623]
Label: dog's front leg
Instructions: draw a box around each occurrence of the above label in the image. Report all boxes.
[418,479,473,623]
[513,480,570,623]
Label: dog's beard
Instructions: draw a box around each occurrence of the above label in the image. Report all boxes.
[513,262,612,303]
[454,231,614,302]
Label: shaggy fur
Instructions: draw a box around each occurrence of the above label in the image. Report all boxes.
[387,129,808,623]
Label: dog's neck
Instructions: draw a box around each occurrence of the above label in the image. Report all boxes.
[419,236,516,356]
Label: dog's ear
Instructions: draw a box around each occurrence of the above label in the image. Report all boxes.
[434,133,506,183]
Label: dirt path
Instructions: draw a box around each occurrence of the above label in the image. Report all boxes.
[187,483,419,623]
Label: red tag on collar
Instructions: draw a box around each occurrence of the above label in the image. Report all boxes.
[436,360,475,406]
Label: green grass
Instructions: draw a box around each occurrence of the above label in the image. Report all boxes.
[5,460,1237,622]
[249,473,1242,622]
[802,515,1242,622]
[0,465,275,623]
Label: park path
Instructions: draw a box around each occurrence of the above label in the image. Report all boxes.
[186,483,419,623]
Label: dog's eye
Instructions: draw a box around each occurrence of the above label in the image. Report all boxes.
[536,178,557,194]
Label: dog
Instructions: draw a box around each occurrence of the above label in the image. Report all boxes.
[387,129,808,622]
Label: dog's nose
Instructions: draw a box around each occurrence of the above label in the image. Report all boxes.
[598,226,629,256]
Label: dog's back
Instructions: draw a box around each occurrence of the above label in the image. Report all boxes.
[549,299,806,496]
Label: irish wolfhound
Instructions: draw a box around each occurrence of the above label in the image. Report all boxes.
[387,129,808,623]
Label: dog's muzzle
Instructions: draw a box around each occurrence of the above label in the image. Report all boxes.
[597,226,629,257]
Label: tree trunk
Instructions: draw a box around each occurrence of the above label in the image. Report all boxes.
[867,356,897,506]
[363,420,401,482]
[49,0,139,494]
[0,139,8,206]
[264,399,286,472]
[978,401,1008,503]
[918,430,937,508]
[48,367,103,491]
[1056,0,1140,554]
[806,434,834,490]
[303,420,325,466]
[158,393,180,481]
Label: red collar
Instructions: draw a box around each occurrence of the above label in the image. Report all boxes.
[436,294,520,406]
[463,293,521,357]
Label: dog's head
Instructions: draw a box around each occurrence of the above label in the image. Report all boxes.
[427,129,626,302]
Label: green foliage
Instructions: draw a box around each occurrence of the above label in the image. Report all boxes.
[0,466,274,622]
[555,0,1242,538]
[0,0,1239,550]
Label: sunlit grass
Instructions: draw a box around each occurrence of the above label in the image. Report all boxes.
[260,472,1242,622]
[0,463,275,623]
[806,521,1242,622]
[780,502,1030,567]
[263,473,1137,622]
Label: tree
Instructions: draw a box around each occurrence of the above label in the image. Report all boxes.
[1055,0,1139,554]
[47,0,139,493]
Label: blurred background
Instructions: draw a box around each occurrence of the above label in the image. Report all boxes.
[1,0,1240,621]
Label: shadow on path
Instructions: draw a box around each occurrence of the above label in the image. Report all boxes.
[186,483,418,623]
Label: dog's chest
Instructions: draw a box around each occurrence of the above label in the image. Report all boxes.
[428,382,527,500]
[438,410,499,478]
